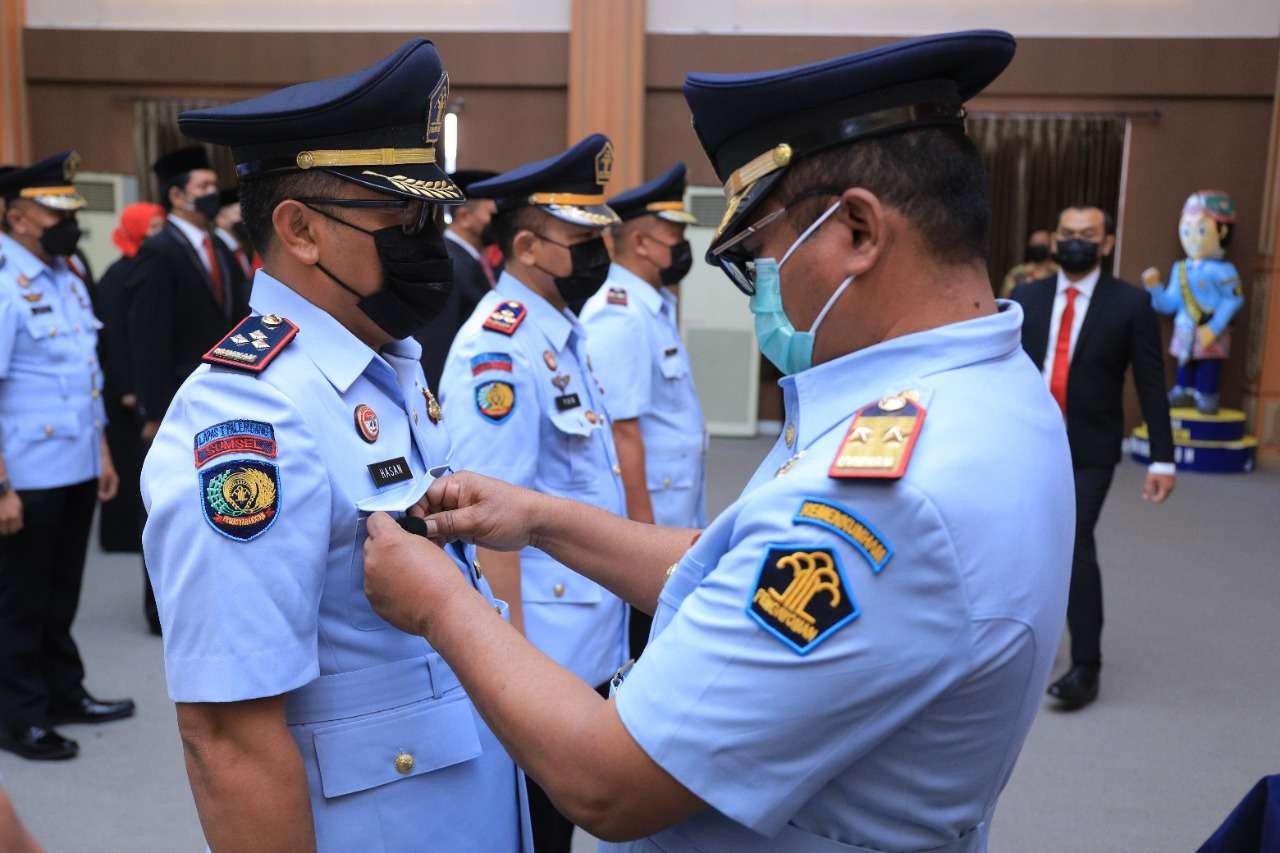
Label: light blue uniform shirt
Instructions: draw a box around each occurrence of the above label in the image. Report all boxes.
[605,303,1073,853]
[441,271,628,688]
[0,233,104,490]
[142,271,531,853]
[1150,258,1243,355]
[581,264,707,528]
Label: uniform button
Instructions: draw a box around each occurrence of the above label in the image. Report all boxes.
[394,752,415,774]
[662,476,672,489]
[49,327,58,337]
[43,425,54,437]
[91,389,100,399]
[611,463,621,475]
[553,583,565,598]
[784,423,796,448]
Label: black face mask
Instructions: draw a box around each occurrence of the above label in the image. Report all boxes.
[1053,238,1101,275]
[1024,244,1050,263]
[534,234,611,305]
[479,223,497,248]
[39,219,83,258]
[306,205,454,339]
[660,239,694,287]
[192,191,222,221]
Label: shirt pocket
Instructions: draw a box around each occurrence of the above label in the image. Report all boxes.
[523,558,603,604]
[21,303,70,358]
[310,692,483,799]
[545,408,595,489]
[21,411,83,443]
[646,447,697,494]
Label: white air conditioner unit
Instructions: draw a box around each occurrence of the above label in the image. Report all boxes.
[73,172,139,279]
[679,185,759,437]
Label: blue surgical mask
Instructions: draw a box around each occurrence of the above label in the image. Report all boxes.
[749,200,853,375]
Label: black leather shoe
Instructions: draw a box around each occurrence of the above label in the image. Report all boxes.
[0,725,79,760]
[50,694,136,725]
[1047,665,1100,709]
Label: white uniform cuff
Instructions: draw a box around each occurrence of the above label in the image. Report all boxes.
[1147,462,1177,476]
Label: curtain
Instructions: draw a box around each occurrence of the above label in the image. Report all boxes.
[967,114,1127,292]
[132,99,238,202]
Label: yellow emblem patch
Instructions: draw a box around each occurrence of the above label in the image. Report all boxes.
[748,545,858,654]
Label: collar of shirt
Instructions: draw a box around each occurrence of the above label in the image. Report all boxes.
[248,270,411,395]
[1055,266,1101,299]
[444,228,483,263]
[167,213,210,253]
[607,263,664,314]
[781,301,1026,451]
[215,227,241,253]
[0,232,61,285]
[495,270,576,352]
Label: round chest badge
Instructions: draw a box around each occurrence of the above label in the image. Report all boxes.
[354,404,380,443]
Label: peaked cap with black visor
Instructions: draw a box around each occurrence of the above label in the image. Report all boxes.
[177,38,463,207]
[608,162,697,225]
[0,150,87,212]
[467,134,620,228]
[683,30,1016,282]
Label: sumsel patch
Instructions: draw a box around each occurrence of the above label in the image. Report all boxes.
[194,420,277,467]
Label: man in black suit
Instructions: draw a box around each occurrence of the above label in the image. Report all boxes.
[416,169,497,390]
[1011,205,1176,709]
[126,147,249,632]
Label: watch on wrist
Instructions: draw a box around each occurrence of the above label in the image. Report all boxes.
[0,479,11,498]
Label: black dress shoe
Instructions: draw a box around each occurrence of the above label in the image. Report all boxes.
[1047,665,1100,709]
[50,694,136,725]
[0,725,79,760]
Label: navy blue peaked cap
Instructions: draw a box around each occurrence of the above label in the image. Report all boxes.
[468,134,620,228]
[448,169,498,193]
[0,150,85,211]
[683,30,1015,253]
[179,39,462,204]
[608,162,697,225]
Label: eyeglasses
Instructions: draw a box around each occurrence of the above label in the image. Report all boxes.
[294,196,438,234]
[710,188,835,295]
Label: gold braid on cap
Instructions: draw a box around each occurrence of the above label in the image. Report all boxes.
[295,147,436,170]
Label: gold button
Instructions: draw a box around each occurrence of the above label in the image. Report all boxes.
[394,752,415,774]
[553,583,565,598]
[261,314,283,327]
[784,423,796,448]
[44,425,54,437]
[91,389,100,399]
[611,463,621,475]
[662,476,672,488]
[49,327,58,337]
[473,559,483,579]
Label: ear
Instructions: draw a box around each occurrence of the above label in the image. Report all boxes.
[1102,233,1117,257]
[511,229,540,266]
[272,199,321,265]
[167,183,185,209]
[837,187,887,279]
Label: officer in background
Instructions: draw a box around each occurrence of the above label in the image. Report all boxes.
[0,152,134,762]
[214,186,254,279]
[439,134,627,853]
[415,168,497,390]
[141,39,530,852]
[580,162,706,656]
[364,31,1076,852]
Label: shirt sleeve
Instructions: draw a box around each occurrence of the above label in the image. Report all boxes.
[584,307,651,421]
[0,290,17,379]
[141,369,332,703]
[439,339,540,489]
[614,483,971,835]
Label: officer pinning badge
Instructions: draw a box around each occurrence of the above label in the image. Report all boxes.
[423,388,442,424]
[793,498,892,573]
[555,393,582,412]
[194,420,277,467]
[202,314,298,374]
[470,352,513,375]
[476,380,515,423]
[354,404,380,443]
[607,287,628,306]
[482,300,527,336]
[543,350,558,371]
[552,374,571,392]
[829,391,926,479]
[199,460,281,542]
[747,545,858,654]
[368,456,412,489]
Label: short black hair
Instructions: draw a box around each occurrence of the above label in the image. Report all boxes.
[161,172,192,212]
[1062,205,1116,236]
[774,126,990,266]
[238,170,345,256]
[490,206,549,259]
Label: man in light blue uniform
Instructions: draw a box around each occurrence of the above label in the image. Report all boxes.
[0,152,132,763]
[362,31,1075,853]
[439,135,628,852]
[140,40,530,852]
[580,163,706,655]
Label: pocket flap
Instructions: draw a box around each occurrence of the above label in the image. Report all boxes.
[548,408,591,438]
[645,450,695,491]
[25,411,81,441]
[313,696,482,799]
[523,562,603,603]
[659,353,688,380]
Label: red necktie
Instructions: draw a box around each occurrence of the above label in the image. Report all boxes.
[202,235,226,309]
[480,257,496,288]
[1049,286,1079,413]
[234,248,251,278]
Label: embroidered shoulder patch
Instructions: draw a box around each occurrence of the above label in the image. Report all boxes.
[194,420,277,467]
[607,287,628,306]
[829,391,926,480]
[747,545,858,654]
[483,300,527,336]
[794,498,892,573]
[470,352,514,375]
[475,380,515,423]
[202,314,297,374]
[199,460,281,542]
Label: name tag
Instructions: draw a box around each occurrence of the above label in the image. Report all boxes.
[32,305,53,315]
[555,393,581,411]
[368,456,412,489]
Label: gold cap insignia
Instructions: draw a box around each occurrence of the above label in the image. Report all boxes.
[63,151,82,182]
[426,72,450,144]
[595,141,615,188]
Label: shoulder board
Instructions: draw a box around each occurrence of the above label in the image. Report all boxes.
[202,313,298,374]
[829,390,926,480]
[607,287,629,306]
[483,300,527,336]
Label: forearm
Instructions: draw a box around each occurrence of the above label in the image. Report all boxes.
[530,495,696,614]
[479,547,524,633]
[613,421,655,524]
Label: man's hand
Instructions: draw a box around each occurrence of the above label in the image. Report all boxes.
[1141,266,1162,289]
[98,443,119,503]
[363,512,472,637]
[121,394,137,410]
[1196,325,1217,350]
[141,420,161,444]
[0,491,22,537]
[1143,473,1175,504]
[412,472,544,551]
